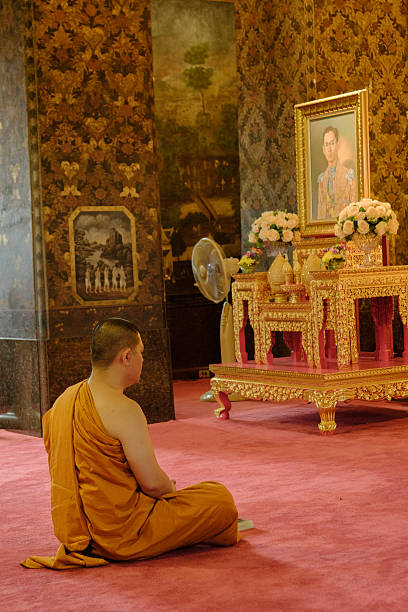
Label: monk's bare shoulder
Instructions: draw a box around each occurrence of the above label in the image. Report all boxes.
[92,387,146,440]
[111,396,147,440]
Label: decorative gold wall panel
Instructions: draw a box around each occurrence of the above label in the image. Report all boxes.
[236,0,408,266]
[33,0,164,309]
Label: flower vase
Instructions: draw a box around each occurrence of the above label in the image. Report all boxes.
[352,233,381,268]
[263,241,288,258]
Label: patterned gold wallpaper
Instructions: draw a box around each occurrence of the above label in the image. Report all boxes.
[313,0,408,264]
[236,0,408,265]
[33,0,164,309]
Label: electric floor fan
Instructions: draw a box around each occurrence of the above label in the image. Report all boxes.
[191,237,240,401]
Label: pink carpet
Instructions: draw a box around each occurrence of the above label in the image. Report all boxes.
[2,379,408,611]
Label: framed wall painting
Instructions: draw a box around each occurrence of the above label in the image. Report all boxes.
[68,206,139,306]
[294,89,370,237]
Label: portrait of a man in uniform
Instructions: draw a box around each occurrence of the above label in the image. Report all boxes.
[308,111,359,223]
[296,91,369,237]
[316,125,358,220]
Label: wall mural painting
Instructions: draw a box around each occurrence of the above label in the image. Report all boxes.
[68,206,139,306]
[150,0,240,285]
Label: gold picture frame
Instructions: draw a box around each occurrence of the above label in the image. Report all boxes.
[68,205,139,306]
[295,89,370,237]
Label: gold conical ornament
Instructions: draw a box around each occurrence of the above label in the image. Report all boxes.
[302,252,321,295]
[267,253,287,302]
[282,255,293,284]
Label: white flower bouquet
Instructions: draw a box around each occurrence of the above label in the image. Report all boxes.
[248,210,299,247]
[334,198,399,241]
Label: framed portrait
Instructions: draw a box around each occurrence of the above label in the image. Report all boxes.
[68,206,139,306]
[295,89,370,237]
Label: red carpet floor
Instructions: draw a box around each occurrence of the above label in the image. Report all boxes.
[2,379,408,611]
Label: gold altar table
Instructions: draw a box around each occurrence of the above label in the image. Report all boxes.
[233,266,408,372]
[214,265,408,433]
[310,266,408,368]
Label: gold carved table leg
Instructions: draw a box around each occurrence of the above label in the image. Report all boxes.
[247,299,264,365]
[313,298,329,369]
[348,300,359,364]
[235,300,248,363]
[260,320,275,365]
[313,317,322,368]
[309,390,344,435]
[252,313,263,365]
[213,390,232,420]
[302,323,314,368]
[335,298,352,368]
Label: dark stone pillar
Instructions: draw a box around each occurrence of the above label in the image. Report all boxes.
[0,0,174,434]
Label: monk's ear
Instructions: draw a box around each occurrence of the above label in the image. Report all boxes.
[120,347,133,366]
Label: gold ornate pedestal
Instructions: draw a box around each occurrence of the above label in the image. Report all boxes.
[232,272,272,364]
[226,265,408,433]
[210,359,408,433]
[310,266,408,368]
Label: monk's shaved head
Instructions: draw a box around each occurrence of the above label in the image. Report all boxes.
[91,318,141,368]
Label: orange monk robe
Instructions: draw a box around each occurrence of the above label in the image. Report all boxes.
[21,381,240,569]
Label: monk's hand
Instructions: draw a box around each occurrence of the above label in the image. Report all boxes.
[171,479,177,491]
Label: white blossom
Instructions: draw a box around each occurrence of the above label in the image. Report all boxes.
[247,210,299,244]
[334,223,345,239]
[388,218,399,234]
[267,228,280,241]
[375,221,387,236]
[281,229,294,242]
[347,204,360,217]
[335,198,398,241]
[357,219,370,234]
[338,208,348,222]
[343,219,355,235]
[366,206,378,220]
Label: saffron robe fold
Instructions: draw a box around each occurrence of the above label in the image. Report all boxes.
[21,381,239,569]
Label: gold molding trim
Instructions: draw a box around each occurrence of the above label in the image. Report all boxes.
[210,361,408,383]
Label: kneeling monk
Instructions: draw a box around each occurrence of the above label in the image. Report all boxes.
[22,318,240,569]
